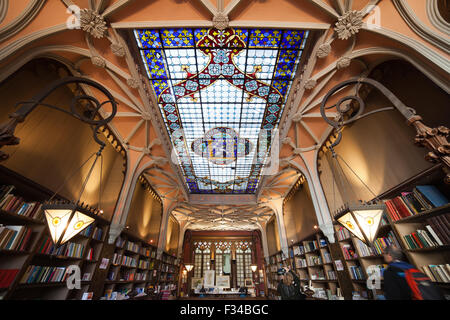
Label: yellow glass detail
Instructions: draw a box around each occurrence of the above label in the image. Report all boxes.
[52,217,61,226]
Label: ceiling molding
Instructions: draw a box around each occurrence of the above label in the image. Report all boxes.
[0,0,46,42]
[0,0,8,24]
[0,23,67,62]
[426,0,450,35]
[393,0,450,53]
[110,20,330,30]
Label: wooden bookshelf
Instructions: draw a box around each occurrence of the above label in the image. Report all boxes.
[378,164,450,298]
[98,229,162,300]
[154,251,179,299]
[288,230,348,300]
[0,166,110,300]
[264,250,284,300]
[332,164,450,300]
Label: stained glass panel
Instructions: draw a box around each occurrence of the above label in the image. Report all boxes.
[134,27,309,194]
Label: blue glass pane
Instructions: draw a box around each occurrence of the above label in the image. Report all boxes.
[280,30,305,48]
[160,28,194,47]
[135,27,308,194]
[248,29,282,47]
[135,29,161,48]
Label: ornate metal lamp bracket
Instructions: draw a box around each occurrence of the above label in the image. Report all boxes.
[0,76,117,161]
[320,77,450,183]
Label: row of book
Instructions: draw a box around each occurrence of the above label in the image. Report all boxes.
[341,244,358,260]
[37,236,85,258]
[336,226,352,241]
[159,263,176,273]
[20,265,70,284]
[0,269,19,288]
[92,227,103,241]
[403,230,439,249]
[353,238,373,257]
[125,241,139,253]
[140,247,151,257]
[421,264,450,283]
[135,272,148,281]
[385,185,449,222]
[80,224,94,237]
[113,253,137,267]
[323,251,332,264]
[327,270,337,280]
[318,238,327,247]
[353,231,401,257]
[304,240,319,253]
[120,270,136,281]
[292,245,305,256]
[0,185,44,221]
[307,255,322,266]
[372,231,402,255]
[138,259,149,269]
[161,254,176,264]
[116,237,126,248]
[426,215,450,245]
[349,265,365,280]
[0,225,34,252]
[310,269,325,280]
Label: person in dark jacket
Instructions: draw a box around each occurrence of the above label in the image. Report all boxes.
[277,266,306,300]
[383,246,414,300]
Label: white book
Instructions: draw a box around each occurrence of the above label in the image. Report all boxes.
[417,229,436,247]
[430,265,445,282]
[425,225,444,246]
[421,266,435,281]
[437,265,450,283]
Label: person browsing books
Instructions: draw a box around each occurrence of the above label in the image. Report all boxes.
[276,266,306,300]
[383,246,444,300]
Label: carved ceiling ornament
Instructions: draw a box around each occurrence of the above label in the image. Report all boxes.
[336,56,352,70]
[91,56,106,68]
[212,12,229,30]
[110,42,126,57]
[334,10,364,40]
[304,79,317,90]
[317,43,331,58]
[80,9,107,39]
[127,77,140,89]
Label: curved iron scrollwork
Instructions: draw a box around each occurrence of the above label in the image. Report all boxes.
[0,76,117,160]
[320,77,450,183]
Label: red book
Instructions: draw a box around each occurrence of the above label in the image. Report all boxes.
[411,232,424,248]
[385,200,400,221]
[0,269,19,288]
[392,197,412,219]
[18,229,33,251]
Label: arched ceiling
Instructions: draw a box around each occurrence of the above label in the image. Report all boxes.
[0,0,448,232]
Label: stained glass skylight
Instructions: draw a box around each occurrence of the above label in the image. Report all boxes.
[134,28,309,194]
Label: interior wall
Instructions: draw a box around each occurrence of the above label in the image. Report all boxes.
[0,58,125,221]
[283,180,319,243]
[266,217,280,255]
[166,215,180,255]
[318,60,450,214]
[125,178,162,243]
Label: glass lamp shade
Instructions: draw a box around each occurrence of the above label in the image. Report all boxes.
[185,264,194,272]
[250,264,258,272]
[43,203,95,246]
[336,203,385,244]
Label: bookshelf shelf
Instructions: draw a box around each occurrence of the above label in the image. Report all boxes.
[0,210,44,225]
[406,245,450,253]
[393,203,450,224]
[0,250,30,255]
[285,230,347,300]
